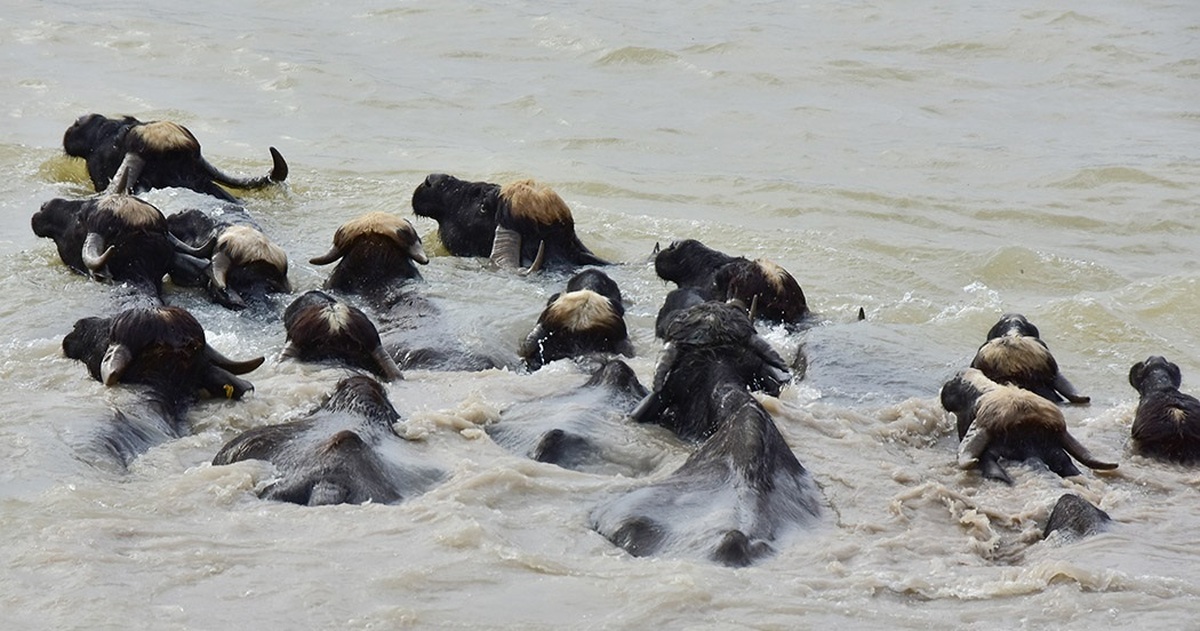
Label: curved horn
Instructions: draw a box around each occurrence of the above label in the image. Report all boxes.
[100,343,133,386]
[309,244,343,266]
[628,391,664,425]
[489,226,522,268]
[168,232,216,259]
[209,250,233,290]
[370,346,405,382]
[1060,430,1118,471]
[956,421,991,469]
[520,323,549,365]
[651,342,679,392]
[519,241,546,276]
[268,147,288,182]
[408,239,429,265]
[204,346,265,375]
[1054,373,1091,404]
[106,152,145,195]
[81,232,114,272]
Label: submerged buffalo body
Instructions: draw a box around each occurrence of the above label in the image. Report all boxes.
[212,376,444,506]
[591,384,820,567]
[487,360,653,476]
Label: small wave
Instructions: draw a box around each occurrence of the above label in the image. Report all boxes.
[595,46,679,66]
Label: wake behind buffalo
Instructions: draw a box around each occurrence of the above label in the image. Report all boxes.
[27,112,1197,566]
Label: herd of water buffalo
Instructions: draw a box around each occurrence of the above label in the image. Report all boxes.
[28,114,1200,566]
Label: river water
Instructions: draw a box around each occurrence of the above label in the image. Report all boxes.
[1,1,1198,628]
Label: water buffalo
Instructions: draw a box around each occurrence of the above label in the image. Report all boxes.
[970,313,1089,404]
[32,189,210,296]
[591,383,821,566]
[412,173,608,271]
[654,239,808,325]
[1128,356,1200,464]
[630,301,791,441]
[63,113,287,203]
[212,376,444,506]
[167,207,290,310]
[309,212,428,298]
[486,360,652,475]
[308,213,509,372]
[281,290,404,381]
[520,269,634,371]
[62,305,262,465]
[940,368,1117,484]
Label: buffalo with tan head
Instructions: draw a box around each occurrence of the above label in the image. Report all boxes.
[63,113,287,203]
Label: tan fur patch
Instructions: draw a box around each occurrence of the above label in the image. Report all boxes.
[320,300,353,332]
[969,368,1065,432]
[546,290,618,331]
[132,121,199,152]
[218,225,288,272]
[755,259,793,293]
[975,334,1053,375]
[332,212,418,249]
[1169,407,1188,424]
[98,195,165,229]
[501,179,572,224]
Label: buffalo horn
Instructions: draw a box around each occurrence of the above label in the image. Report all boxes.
[519,241,546,276]
[309,245,343,266]
[168,232,216,259]
[370,346,405,382]
[100,343,133,386]
[204,346,265,375]
[488,225,522,269]
[956,421,990,469]
[210,251,233,290]
[651,342,679,392]
[81,232,114,272]
[407,239,429,265]
[1060,430,1118,471]
[106,152,145,195]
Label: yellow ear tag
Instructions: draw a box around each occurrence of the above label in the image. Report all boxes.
[224,384,235,399]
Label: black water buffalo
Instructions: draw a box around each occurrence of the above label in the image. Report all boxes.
[63,113,287,202]
[412,173,608,271]
[591,383,821,567]
[654,239,808,325]
[309,211,428,298]
[970,313,1089,404]
[486,360,653,475]
[167,207,290,310]
[1128,356,1200,464]
[308,213,510,372]
[940,368,1117,484]
[281,290,404,381]
[212,376,444,506]
[520,269,634,371]
[631,301,792,441]
[62,305,263,465]
[32,190,209,296]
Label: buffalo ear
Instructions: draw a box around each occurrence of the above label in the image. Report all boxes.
[1128,361,1146,390]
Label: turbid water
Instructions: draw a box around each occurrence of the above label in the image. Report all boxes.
[1,1,1198,628]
